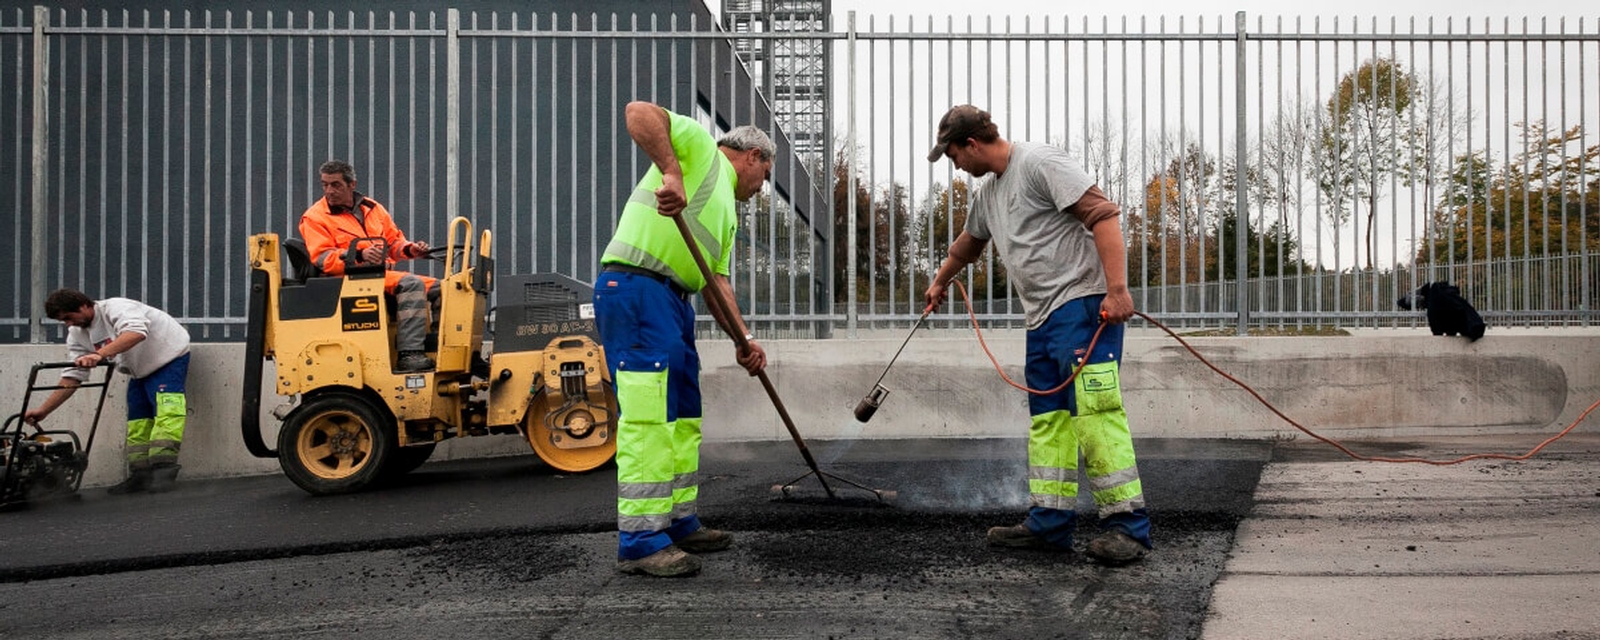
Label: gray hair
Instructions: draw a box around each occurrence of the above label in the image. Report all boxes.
[717,126,775,161]
[319,159,357,184]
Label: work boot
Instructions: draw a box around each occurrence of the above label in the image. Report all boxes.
[147,464,182,493]
[106,468,152,495]
[1085,531,1149,566]
[617,546,702,577]
[986,523,1065,551]
[675,528,733,554]
[396,351,435,373]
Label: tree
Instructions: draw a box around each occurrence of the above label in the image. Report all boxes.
[1419,122,1600,264]
[1126,136,1314,285]
[1207,210,1313,281]
[1080,117,1141,207]
[831,144,914,303]
[1128,140,1218,286]
[912,178,1008,304]
[1316,58,1450,269]
[735,191,818,309]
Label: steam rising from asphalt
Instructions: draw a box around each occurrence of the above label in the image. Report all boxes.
[811,423,1038,512]
[919,458,1032,512]
[817,419,868,465]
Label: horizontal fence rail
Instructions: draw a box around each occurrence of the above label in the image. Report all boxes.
[839,13,1599,333]
[2,7,1597,344]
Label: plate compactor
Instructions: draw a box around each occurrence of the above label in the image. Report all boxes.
[241,217,618,495]
[1,362,116,509]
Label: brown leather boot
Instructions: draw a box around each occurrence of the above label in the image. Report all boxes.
[106,468,152,495]
[616,546,702,577]
[675,528,733,554]
[148,464,182,493]
[1085,531,1149,566]
[986,523,1066,551]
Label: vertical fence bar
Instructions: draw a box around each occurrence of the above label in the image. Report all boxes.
[29,5,48,342]
[1406,17,1421,319]
[534,11,546,271]
[1256,16,1269,325]
[877,15,891,326]
[99,10,110,309]
[1138,17,1149,316]
[1554,17,1566,317]
[1523,17,1536,316]
[73,11,84,310]
[6,10,17,340]
[569,13,579,276]
[1583,18,1592,321]
[53,9,64,311]
[1464,17,1475,291]
[1234,11,1249,333]
[589,13,598,283]
[446,9,459,225]
[159,10,171,310]
[1196,15,1209,321]
[488,13,498,243]
[197,10,208,332]
[1490,17,1501,311]
[845,11,857,337]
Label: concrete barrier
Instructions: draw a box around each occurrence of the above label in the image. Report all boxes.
[4,328,1596,488]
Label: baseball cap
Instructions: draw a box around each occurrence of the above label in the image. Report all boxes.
[926,105,992,162]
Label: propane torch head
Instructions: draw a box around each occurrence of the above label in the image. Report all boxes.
[854,383,890,423]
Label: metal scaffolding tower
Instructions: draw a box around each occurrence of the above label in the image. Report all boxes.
[722,0,831,168]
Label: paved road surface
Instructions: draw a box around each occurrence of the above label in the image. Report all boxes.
[2,434,1595,639]
[1204,434,1600,640]
[0,437,1267,639]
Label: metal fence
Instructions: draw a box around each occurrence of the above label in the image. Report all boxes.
[838,13,1600,333]
[3,7,1598,343]
[0,5,833,343]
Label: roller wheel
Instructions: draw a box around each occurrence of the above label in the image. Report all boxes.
[277,391,396,495]
[384,443,437,479]
[526,388,618,473]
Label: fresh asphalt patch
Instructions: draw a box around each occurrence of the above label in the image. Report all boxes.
[0,438,1269,639]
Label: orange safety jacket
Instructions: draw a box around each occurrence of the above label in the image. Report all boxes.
[299,194,435,294]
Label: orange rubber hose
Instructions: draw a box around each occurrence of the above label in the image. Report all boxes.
[953,280,1598,465]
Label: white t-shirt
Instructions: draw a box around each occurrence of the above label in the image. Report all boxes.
[63,298,191,381]
[966,141,1104,329]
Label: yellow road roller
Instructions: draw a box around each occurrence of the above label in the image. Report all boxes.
[240,217,616,495]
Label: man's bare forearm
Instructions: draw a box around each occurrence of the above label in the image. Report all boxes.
[624,101,681,177]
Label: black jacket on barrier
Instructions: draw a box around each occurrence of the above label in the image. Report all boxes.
[1398,281,1487,342]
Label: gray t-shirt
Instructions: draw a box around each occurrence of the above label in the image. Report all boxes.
[63,298,191,381]
[966,141,1103,329]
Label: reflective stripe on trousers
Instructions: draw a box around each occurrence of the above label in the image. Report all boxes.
[392,273,432,352]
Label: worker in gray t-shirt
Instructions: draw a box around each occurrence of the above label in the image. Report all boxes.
[923,105,1151,567]
[26,288,192,494]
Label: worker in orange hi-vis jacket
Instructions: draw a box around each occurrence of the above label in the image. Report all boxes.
[299,159,438,373]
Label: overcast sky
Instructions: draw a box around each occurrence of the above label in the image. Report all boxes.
[705,1,1597,271]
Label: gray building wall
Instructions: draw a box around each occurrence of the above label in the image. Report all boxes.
[0,0,829,342]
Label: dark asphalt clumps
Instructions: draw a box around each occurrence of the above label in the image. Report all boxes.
[409,536,589,584]
[0,439,1270,639]
[402,503,1244,639]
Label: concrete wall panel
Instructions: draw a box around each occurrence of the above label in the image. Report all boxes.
[4,330,1595,489]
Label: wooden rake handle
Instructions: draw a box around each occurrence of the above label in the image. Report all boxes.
[666,213,834,499]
